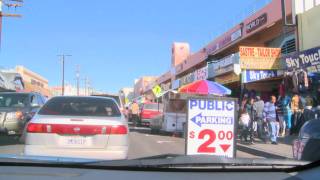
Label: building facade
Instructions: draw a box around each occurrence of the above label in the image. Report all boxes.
[15,66,51,97]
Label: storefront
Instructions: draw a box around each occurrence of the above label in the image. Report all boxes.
[239,46,283,100]
[282,46,320,104]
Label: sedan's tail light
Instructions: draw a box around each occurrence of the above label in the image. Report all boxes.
[27,123,128,135]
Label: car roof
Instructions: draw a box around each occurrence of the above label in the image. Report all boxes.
[0,92,31,95]
[50,96,119,104]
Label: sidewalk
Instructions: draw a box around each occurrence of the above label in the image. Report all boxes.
[237,135,296,159]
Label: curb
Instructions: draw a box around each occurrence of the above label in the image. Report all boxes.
[237,143,291,159]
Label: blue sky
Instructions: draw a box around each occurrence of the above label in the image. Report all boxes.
[0,0,262,93]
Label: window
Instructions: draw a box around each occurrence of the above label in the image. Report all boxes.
[36,94,44,105]
[0,93,29,108]
[38,97,121,117]
[281,38,296,55]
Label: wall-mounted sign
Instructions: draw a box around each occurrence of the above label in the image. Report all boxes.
[213,53,240,70]
[180,72,195,86]
[246,13,268,33]
[242,70,278,83]
[194,66,208,81]
[218,28,242,49]
[208,53,240,78]
[207,28,242,55]
[239,46,281,70]
[161,82,171,91]
[283,46,320,73]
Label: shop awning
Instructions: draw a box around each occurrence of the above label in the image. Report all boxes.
[178,80,231,96]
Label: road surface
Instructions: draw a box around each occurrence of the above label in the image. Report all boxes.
[0,127,290,160]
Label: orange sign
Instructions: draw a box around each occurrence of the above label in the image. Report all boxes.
[239,46,281,70]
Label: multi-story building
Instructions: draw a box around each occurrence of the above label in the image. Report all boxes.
[145,0,296,101]
[15,65,51,97]
[133,76,157,99]
[50,84,97,96]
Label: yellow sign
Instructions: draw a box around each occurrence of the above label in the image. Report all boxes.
[239,46,281,70]
[152,85,162,97]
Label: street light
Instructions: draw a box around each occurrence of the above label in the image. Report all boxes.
[58,54,71,96]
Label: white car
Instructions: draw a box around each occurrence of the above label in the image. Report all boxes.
[24,96,129,160]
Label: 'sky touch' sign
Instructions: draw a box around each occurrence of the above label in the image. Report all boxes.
[186,98,237,158]
[283,46,320,73]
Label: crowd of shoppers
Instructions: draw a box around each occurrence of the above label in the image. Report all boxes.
[239,93,319,145]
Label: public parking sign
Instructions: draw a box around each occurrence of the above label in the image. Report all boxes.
[186,97,237,158]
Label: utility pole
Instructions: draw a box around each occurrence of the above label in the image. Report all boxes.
[0,0,23,46]
[83,77,88,96]
[76,65,80,96]
[58,54,71,96]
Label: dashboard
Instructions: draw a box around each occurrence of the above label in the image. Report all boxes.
[0,164,319,180]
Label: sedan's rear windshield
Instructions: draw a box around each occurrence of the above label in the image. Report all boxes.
[38,97,121,117]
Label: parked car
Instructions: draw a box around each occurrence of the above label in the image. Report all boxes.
[24,96,129,160]
[139,102,163,127]
[293,119,320,161]
[0,92,46,136]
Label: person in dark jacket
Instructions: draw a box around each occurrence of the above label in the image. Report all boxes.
[246,98,257,144]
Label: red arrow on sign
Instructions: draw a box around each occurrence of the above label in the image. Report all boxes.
[220,144,231,152]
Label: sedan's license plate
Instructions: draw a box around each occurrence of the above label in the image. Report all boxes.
[62,137,91,146]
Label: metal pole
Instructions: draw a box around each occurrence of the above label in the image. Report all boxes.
[76,65,80,96]
[62,55,65,96]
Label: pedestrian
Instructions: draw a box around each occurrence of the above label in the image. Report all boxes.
[253,96,265,139]
[291,94,303,135]
[131,100,140,127]
[298,96,316,131]
[276,96,286,137]
[263,95,279,145]
[239,109,250,143]
[246,98,257,144]
[283,94,292,135]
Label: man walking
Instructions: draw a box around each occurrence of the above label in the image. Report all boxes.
[131,100,140,127]
[263,95,278,145]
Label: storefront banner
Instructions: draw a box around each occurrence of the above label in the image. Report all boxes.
[161,82,171,91]
[208,53,240,78]
[246,13,268,33]
[242,70,278,83]
[283,46,320,73]
[194,66,208,81]
[239,46,281,70]
[206,28,242,55]
[180,72,195,86]
[213,53,239,70]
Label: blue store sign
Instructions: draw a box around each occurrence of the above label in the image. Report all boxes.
[283,46,320,73]
[242,70,278,83]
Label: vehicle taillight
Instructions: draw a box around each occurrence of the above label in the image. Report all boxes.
[110,125,128,134]
[27,123,46,133]
[27,123,127,135]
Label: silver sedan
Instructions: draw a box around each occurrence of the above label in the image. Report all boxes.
[24,96,129,160]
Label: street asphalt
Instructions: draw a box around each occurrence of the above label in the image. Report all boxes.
[0,127,292,160]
